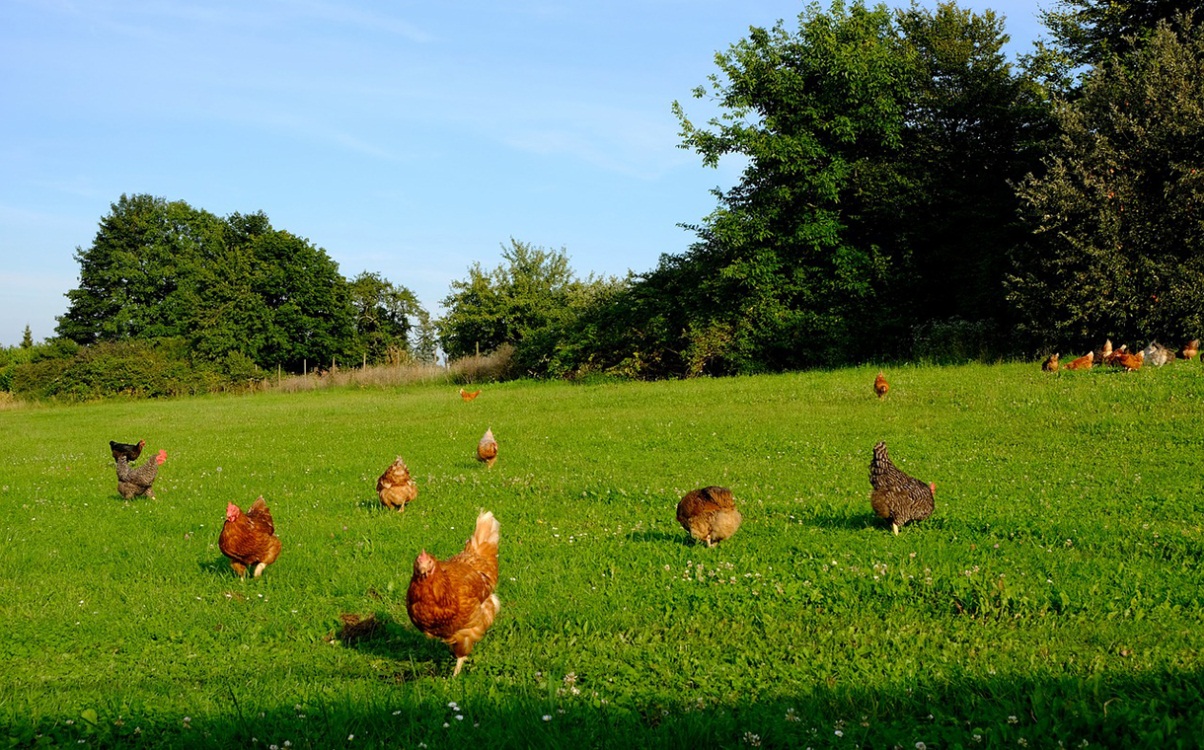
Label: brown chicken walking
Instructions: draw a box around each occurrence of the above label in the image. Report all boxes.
[219,496,282,578]
[406,510,501,676]
[477,428,498,468]
[873,372,889,399]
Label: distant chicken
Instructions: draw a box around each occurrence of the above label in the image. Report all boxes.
[406,510,501,676]
[109,439,145,463]
[377,456,418,511]
[1095,339,1113,366]
[115,449,166,499]
[676,486,742,547]
[1104,344,1128,366]
[219,496,282,578]
[869,441,935,535]
[1064,351,1094,370]
[1041,353,1059,372]
[1141,342,1173,367]
[873,372,889,399]
[459,388,481,401]
[477,428,498,468]
[1114,350,1144,371]
[1177,339,1199,360]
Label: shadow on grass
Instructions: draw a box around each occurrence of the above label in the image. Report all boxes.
[627,530,686,545]
[321,609,454,682]
[806,510,881,532]
[4,668,1201,749]
[198,556,235,576]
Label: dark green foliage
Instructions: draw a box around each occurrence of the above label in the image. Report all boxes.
[1042,0,1192,69]
[56,194,225,344]
[439,239,623,375]
[1007,15,1204,348]
[56,195,425,378]
[8,339,228,400]
[590,0,1052,375]
[347,271,423,365]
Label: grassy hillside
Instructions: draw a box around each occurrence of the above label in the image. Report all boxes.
[2,364,1202,748]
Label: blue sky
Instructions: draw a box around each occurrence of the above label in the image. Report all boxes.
[0,0,1048,347]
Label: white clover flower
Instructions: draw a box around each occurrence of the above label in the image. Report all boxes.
[1008,715,1019,724]
[916,743,928,750]
[542,715,552,721]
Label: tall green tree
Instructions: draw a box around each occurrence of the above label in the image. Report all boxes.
[1007,15,1204,346]
[1042,0,1191,69]
[656,0,1047,372]
[668,1,908,371]
[57,194,224,343]
[439,239,584,360]
[347,271,423,364]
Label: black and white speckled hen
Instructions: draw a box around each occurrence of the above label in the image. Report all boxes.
[115,449,166,499]
[869,441,934,535]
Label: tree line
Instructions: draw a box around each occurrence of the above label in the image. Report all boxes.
[4,0,1201,397]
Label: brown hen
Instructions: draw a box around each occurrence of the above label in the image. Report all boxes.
[873,372,889,399]
[459,388,481,401]
[676,486,742,547]
[1063,351,1094,370]
[377,456,418,511]
[219,496,282,578]
[406,510,501,676]
[869,441,935,535]
[1041,353,1059,372]
[477,428,498,468]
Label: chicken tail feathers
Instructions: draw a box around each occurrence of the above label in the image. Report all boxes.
[467,511,500,558]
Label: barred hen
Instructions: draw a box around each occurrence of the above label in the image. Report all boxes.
[869,441,934,535]
[219,496,282,578]
[377,456,418,511]
[873,372,889,398]
[115,449,166,499]
[477,427,498,468]
[406,510,501,676]
[110,439,145,462]
[676,486,742,547]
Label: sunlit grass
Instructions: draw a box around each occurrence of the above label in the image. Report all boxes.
[1,363,1202,748]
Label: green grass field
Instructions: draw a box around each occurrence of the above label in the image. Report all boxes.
[2,363,1202,748]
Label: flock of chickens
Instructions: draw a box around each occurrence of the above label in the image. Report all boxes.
[1043,338,1200,372]
[105,375,938,676]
